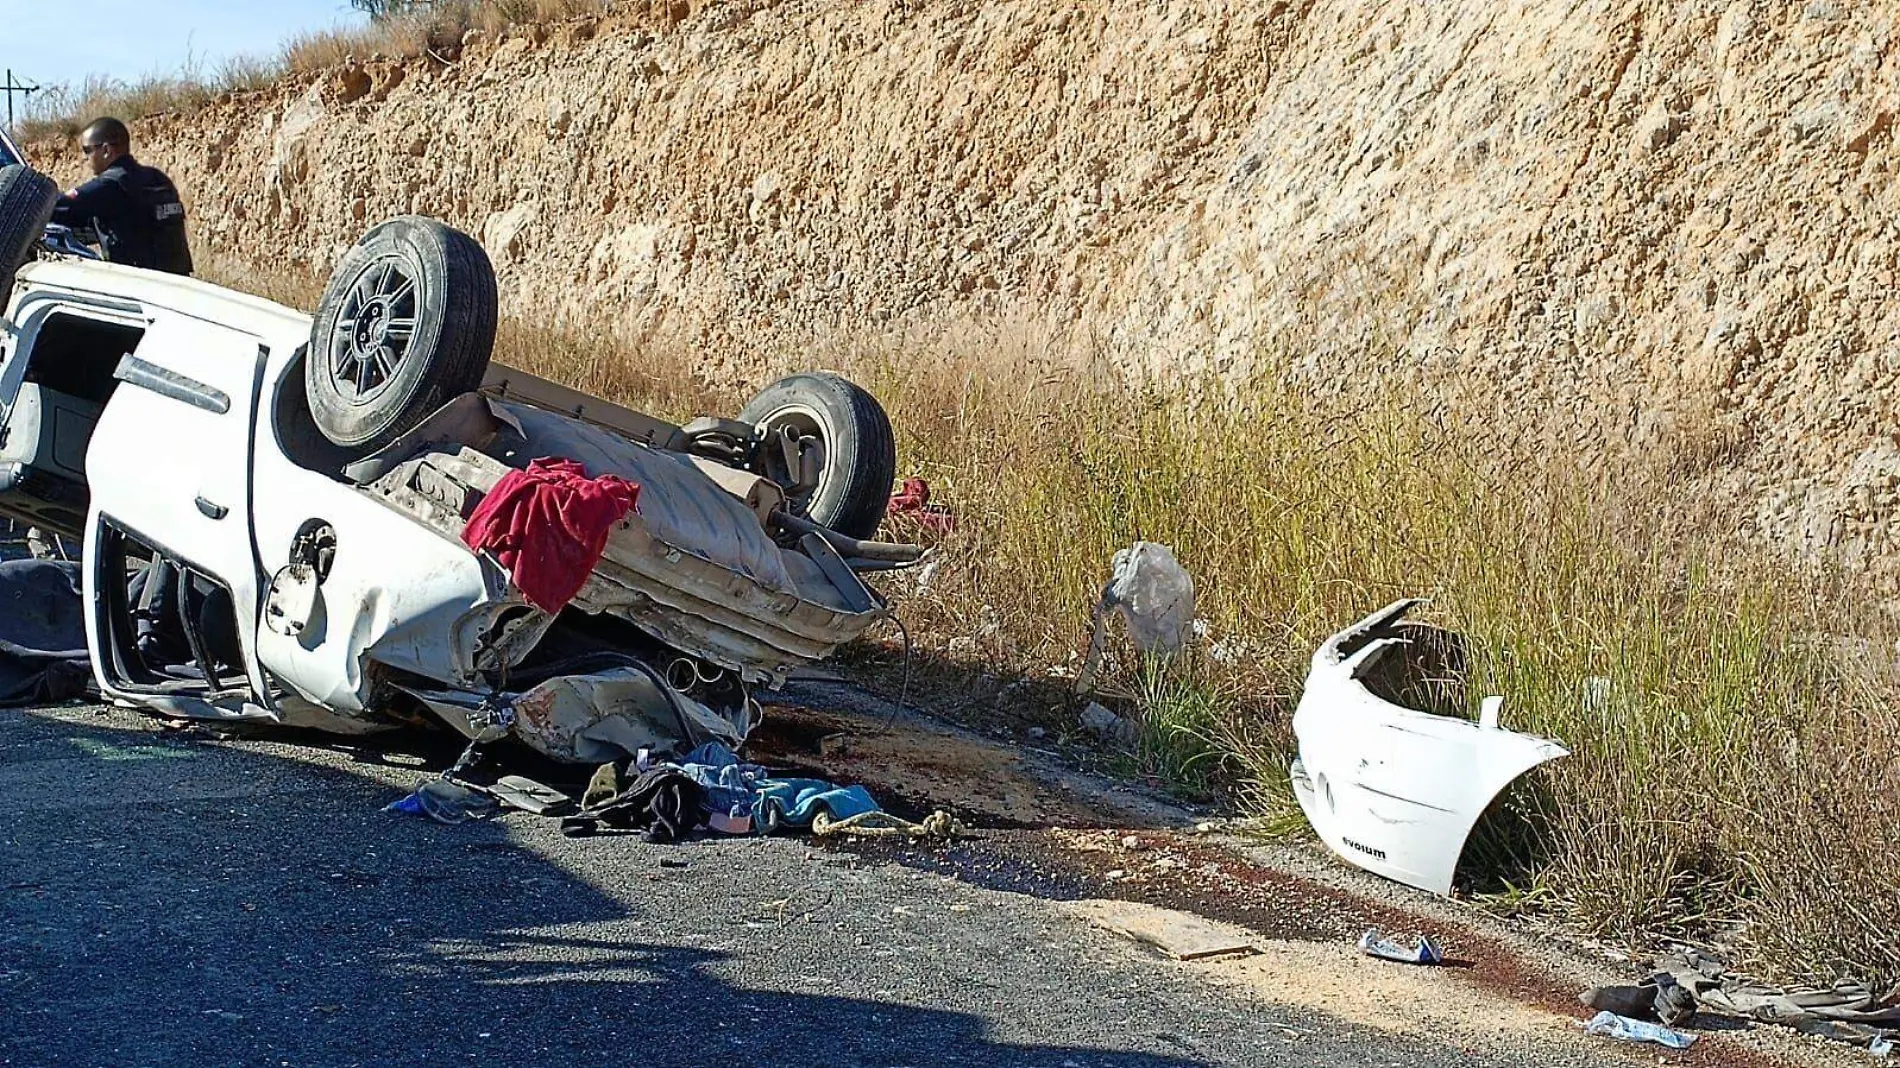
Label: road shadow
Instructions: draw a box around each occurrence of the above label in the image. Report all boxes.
[0,710,1214,1068]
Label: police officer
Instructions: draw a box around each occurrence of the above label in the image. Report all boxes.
[50,117,194,275]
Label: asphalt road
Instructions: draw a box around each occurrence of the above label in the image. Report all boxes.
[0,702,1623,1068]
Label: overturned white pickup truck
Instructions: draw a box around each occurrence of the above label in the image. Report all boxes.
[0,157,915,764]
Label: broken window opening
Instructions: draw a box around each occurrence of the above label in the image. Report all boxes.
[96,521,247,697]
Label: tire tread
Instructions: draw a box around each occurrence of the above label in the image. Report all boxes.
[0,165,59,309]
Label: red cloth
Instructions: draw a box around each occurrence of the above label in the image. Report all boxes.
[887,477,956,534]
[461,457,639,613]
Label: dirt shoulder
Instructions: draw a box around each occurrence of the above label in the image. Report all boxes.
[755,678,1878,1068]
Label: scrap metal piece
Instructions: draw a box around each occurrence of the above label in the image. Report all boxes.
[395,663,748,765]
[484,775,577,817]
[1289,599,1569,895]
[1659,946,1900,1043]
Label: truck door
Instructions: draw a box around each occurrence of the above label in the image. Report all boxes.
[86,314,267,695]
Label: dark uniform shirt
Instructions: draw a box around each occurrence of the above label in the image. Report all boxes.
[50,155,194,276]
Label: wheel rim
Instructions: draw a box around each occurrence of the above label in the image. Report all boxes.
[328,254,421,405]
[755,404,832,515]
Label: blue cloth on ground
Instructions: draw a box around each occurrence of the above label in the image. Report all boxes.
[673,741,882,832]
[753,779,880,829]
[676,741,769,818]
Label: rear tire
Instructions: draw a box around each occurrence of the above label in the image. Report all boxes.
[739,373,895,540]
[0,165,58,309]
[305,216,496,454]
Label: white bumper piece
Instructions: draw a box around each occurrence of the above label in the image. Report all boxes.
[1289,599,1569,895]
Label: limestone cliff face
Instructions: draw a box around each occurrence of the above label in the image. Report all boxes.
[30,0,1900,579]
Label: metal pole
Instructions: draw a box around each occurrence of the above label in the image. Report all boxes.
[2,70,41,138]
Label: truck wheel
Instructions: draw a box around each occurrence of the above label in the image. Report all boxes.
[305,216,496,453]
[0,165,58,309]
[739,373,895,540]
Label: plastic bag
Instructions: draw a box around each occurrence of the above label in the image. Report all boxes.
[1359,928,1444,965]
[1076,542,1196,691]
[1582,1011,1696,1049]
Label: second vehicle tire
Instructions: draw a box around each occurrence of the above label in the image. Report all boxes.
[739,372,896,541]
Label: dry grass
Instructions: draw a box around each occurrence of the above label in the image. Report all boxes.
[203,240,1900,990]
[282,0,621,72]
[488,309,1900,985]
[19,74,229,143]
[14,0,627,143]
[562,328,1900,986]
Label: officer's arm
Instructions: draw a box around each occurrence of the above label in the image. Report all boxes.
[48,176,120,225]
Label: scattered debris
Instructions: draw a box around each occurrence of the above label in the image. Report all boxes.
[1358,928,1445,966]
[560,766,703,842]
[1069,899,1259,961]
[1077,541,1196,691]
[201,1009,246,1023]
[550,738,962,842]
[1871,1033,1894,1058]
[886,477,955,535]
[384,779,498,825]
[1580,972,1696,1027]
[1580,675,1613,712]
[1657,946,1900,1047]
[708,811,752,835]
[1581,1010,1696,1049]
[483,775,577,817]
[1080,701,1136,744]
[1289,599,1569,895]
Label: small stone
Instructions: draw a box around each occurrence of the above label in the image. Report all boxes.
[1105,869,1127,880]
[1026,726,1046,740]
[1121,835,1141,850]
[1081,702,1135,743]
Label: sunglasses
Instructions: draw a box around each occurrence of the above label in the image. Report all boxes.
[80,142,111,154]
